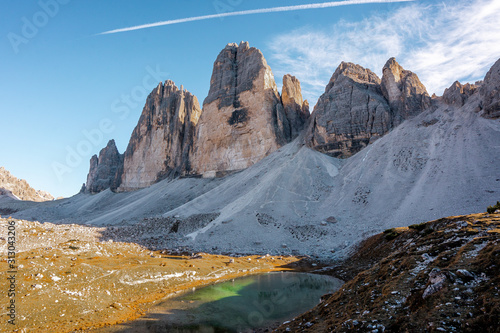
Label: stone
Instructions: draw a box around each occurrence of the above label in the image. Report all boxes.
[480,58,500,118]
[443,81,478,107]
[281,74,310,140]
[381,57,431,124]
[191,42,291,176]
[305,62,392,157]
[85,139,124,193]
[118,81,202,190]
[422,268,447,299]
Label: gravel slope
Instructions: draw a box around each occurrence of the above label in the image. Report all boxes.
[2,98,500,259]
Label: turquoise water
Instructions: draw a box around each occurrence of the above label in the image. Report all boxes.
[98,272,342,333]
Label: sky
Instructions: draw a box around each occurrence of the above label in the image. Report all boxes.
[1,0,499,198]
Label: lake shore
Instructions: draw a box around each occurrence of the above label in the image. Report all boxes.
[0,218,306,333]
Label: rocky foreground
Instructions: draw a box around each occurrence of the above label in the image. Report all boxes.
[276,212,500,333]
[0,217,300,333]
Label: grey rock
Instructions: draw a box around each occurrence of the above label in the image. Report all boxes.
[85,139,124,193]
[381,57,431,124]
[422,268,447,299]
[191,42,292,176]
[281,74,310,140]
[305,62,392,157]
[443,81,478,107]
[480,58,500,118]
[119,81,202,190]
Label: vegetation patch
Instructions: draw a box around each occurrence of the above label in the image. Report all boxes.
[487,201,500,214]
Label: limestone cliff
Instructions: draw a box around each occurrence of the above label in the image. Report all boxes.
[85,139,123,193]
[381,57,431,124]
[480,58,500,118]
[191,42,295,177]
[443,81,479,107]
[118,81,201,190]
[305,62,392,157]
[281,74,310,140]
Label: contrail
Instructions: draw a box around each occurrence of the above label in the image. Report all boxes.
[98,0,416,35]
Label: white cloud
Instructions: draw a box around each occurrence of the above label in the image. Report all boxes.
[268,0,500,106]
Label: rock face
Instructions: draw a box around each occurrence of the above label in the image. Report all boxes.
[281,74,310,140]
[443,81,478,107]
[480,58,500,118]
[306,58,432,157]
[0,166,54,201]
[381,57,431,124]
[85,139,123,193]
[305,62,392,157]
[191,42,297,177]
[119,81,202,190]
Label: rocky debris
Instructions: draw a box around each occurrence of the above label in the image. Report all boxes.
[191,42,294,177]
[480,58,500,118]
[281,74,310,140]
[422,268,447,299]
[443,81,479,107]
[0,166,54,201]
[275,213,500,333]
[119,81,202,190]
[305,62,392,157]
[381,57,431,124]
[85,139,123,193]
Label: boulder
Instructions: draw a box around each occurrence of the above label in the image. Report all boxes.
[443,81,478,107]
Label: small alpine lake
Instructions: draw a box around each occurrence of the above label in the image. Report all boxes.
[98,272,343,332]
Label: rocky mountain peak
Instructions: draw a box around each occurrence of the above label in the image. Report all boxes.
[443,81,478,107]
[328,61,381,88]
[381,57,431,124]
[191,42,295,177]
[305,61,391,157]
[85,139,123,194]
[281,74,310,140]
[203,41,278,108]
[480,58,500,118]
[118,80,201,191]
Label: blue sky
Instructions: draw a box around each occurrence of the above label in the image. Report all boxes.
[1,0,499,198]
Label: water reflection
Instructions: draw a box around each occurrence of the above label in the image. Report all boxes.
[98,272,343,333]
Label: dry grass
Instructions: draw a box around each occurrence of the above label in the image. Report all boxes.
[276,213,500,333]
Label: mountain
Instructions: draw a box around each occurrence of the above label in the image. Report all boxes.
[480,58,500,118]
[1,46,499,259]
[85,42,308,190]
[305,58,430,158]
[119,80,201,191]
[190,41,307,177]
[0,166,54,202]
[84,139,123,193]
